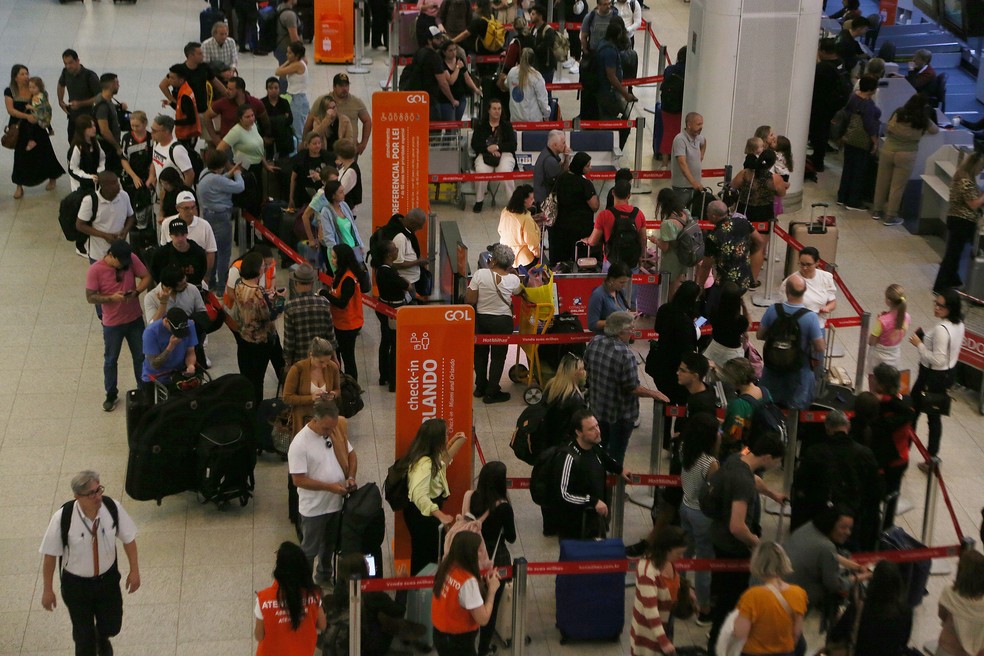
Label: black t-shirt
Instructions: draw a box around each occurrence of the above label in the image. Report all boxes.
[416,47,446,104]
[58,66,101,108]
[709,456,758,555]
[291,150,332,207]
[174,63,211,113]
[710,311,750,349]
[375,264,410,304]
[151,241,209,286]
[93,96,121,144]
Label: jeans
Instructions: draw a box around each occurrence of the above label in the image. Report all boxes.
[598,417,635,466]
[202,208,234,291]
[335,327,361,381]
[837,143,871,207]
[274,46,289,91]
[872,148,916,218]
[102,317,145,398]
[291,92,309,142]
[61,566,123,656]
[376,311,396,386]
[299,510,342,580]
[934,216,976,292]
[433,628,478,656]
[680,503,714,610]
[474,313,514,396]
[761,364,816,410]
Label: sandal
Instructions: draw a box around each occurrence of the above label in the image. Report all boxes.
[45,180,57,191]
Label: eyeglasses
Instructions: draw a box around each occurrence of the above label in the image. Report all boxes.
[79,485,105,498]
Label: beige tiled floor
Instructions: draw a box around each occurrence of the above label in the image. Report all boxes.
[0,0,981,654]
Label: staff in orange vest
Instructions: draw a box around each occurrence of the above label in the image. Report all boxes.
[321,243,364,381]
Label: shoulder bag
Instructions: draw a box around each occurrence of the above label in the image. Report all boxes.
[918,324,953,416]
[1,122,19,150]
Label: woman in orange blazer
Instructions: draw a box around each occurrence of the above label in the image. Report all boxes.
[282,337,341,432]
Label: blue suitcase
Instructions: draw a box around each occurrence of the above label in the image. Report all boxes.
[556,537,625,643]
[200,7,227,42]
[879,526,931,607]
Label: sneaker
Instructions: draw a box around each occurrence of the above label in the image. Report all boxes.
[882,216,904,226]
[835,201,845,206]
[75,246,88,258]
[871,212,883,221]
[102,394,118,412]
[562,58,574,69]
[845,205,866,212]
[570,63,580,75]
[483,391,511,404]
[472,201,483,213]
[695,612,713,627]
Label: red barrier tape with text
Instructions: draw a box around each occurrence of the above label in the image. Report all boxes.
[428,168,728,184]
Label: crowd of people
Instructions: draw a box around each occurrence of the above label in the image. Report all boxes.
[12,2,984,656]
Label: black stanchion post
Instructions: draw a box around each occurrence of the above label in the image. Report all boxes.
[511,558,529,656]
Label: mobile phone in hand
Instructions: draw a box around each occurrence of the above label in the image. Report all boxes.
[915,327,925,340]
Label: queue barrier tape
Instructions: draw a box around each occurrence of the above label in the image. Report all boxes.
[360,543,964,592]
[428,167,727,184]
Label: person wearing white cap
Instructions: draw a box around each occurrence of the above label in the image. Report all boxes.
[159,190,218,286]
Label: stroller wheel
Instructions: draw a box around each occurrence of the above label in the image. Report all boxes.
[523,386,544,405]
[508,364,529,383]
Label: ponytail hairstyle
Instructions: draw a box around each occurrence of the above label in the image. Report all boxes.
[885,284,907,331]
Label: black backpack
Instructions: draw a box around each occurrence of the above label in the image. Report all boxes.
[383,459,410,512]
[763,305,811,373]
[58,189,98,242]
[697,465,727,520]
[660,71,684,113]
[510,401,550,465]
[399,49,427,91]
[738,392,788,446]
[169,141,205,185]
[530,444,575,506]
[59,497,119,572]
[196,424,256,507]
[606,206,642,268]
[337,374,364,418]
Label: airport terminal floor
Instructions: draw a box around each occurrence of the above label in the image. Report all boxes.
[0,0,982,654]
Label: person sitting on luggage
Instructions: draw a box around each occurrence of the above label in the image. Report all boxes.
[143,265,210,367]
[141,306,198,386]
[431,531,501,656]
[287,400,356,584]
[552,408,631,540]
[398,418,470,575]
[254,541,327,656]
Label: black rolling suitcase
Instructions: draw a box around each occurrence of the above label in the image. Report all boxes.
[538,312,587,370]
[200,6,227,42]
[125,374,256,505]
[879,526,931,607]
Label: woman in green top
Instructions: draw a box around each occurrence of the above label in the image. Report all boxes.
[399,419,469,574]
[314,180,367,274]
[217,104,277,218]
[934,151,984,293]
[655,186,691,300]
[871,93,938,226]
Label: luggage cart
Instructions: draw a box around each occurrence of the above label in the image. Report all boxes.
[428,130,465,205]
[507,297,556,405]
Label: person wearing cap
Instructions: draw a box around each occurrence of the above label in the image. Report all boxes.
[328,73,371,155]
[412,27,458,121]
[86,240,152,412]
[151,217,209,288]
[144,264,211,367]
[282,263,338,367]
[141,306,199,385]
[159,191,218,284]
[196,149,244,292]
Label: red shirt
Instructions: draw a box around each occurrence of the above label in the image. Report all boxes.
[211,94,266,137]
[593,203,647,242]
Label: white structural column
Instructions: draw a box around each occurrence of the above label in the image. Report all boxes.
[683,0,823,212]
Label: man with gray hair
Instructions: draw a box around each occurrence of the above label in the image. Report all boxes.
[288,400,358,582]
[906,48,937,92]
[40,470,141,656]
[146,114,195,189]
[791,408,882,550]
[532,129,570,206]
[583,310,669,464]
[670,112,706,208]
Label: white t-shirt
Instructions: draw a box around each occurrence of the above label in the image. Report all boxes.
[287,423,354,517]
[468,268,521,316]
[39,499,139,578]
[159,215,218,252]
[457,577,484,610]
[779,270,837,325]
[392,232,420,284]
[151,140,193,179]
[80,190,134,260]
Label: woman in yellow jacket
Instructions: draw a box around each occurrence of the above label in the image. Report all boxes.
[496,184,540,274]
[399,418,469,574]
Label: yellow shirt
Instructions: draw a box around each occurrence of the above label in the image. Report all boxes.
[497,209,541,267]
[735,584,808,655]
[408,456,450,515]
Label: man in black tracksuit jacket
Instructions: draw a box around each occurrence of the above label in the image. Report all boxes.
[554,408,627,540]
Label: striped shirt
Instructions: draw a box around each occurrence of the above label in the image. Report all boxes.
[681,453,716,510]
[630,559,678,655]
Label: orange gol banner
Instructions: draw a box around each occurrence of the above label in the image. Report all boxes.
[392,305,475,576]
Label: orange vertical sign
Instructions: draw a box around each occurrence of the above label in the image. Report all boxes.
[371,92,430,251]
[313,0,354,63]
[392,305,474,576]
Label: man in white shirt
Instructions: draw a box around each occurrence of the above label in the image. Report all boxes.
[288,400,358,582]
[146,114,195,189]
[160,191,219,283]
[39,470,140,656]
[390,209,428,288]
[76,171,135,263]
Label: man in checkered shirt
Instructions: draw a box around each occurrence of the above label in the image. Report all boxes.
[282,263,338,366]
[583,311,668,465]
[202,21,239,74]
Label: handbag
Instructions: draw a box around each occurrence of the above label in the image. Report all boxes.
[842,111,870,149]
[918,325,953,416]
[1,123,20,150]
[270,407,294,456]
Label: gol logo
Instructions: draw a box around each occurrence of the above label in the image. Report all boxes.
[406,94,428,104]
[445,309,469,321]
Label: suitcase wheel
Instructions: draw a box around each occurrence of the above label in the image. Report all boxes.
[508,364,529,383]
[523,386,543,405]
